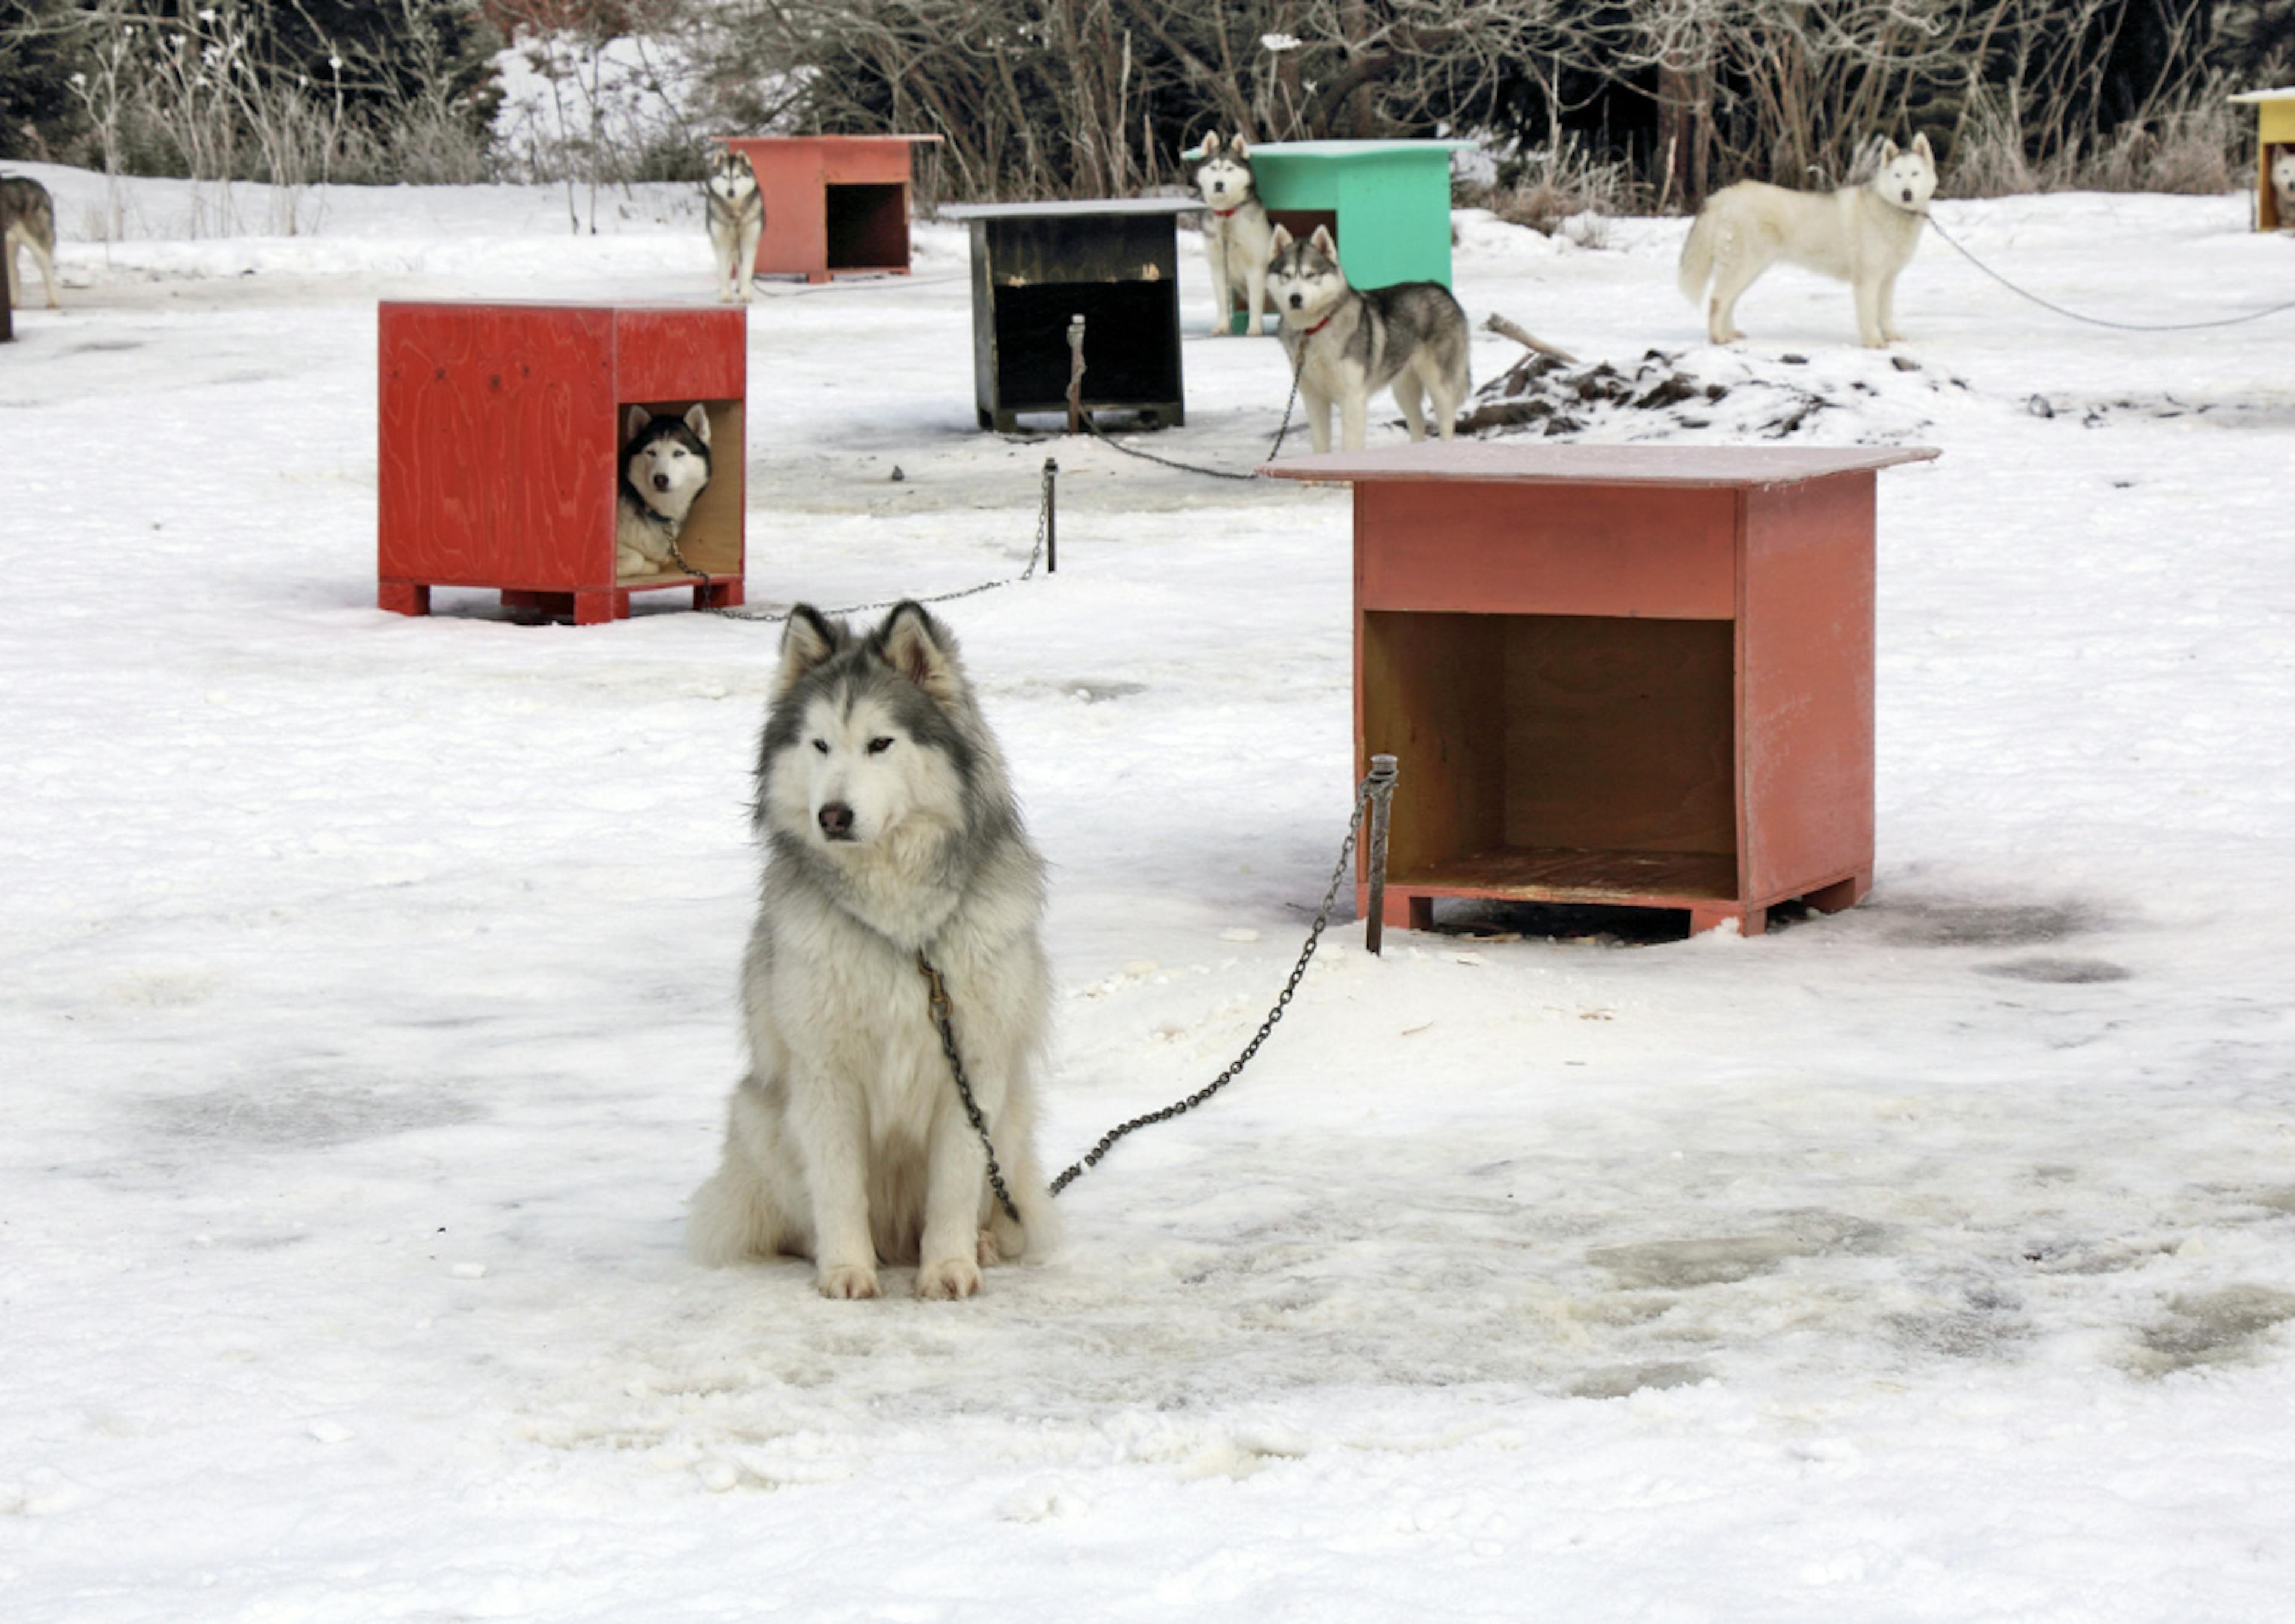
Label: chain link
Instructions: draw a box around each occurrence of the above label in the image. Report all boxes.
[1047,771,1376,1197]
[914,951,1024,1225]
[713,458,1055,624]
[1079,341,1306,481]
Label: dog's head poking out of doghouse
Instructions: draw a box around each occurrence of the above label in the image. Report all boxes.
[621,404,714,521]
[2273,148,2295,226]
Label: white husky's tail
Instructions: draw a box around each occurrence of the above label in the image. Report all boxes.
[1678,205,1719,304]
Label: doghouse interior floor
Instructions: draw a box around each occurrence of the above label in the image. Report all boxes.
[1389,844,1737,905]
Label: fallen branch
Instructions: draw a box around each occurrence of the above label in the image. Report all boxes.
[1484,312,1578,365]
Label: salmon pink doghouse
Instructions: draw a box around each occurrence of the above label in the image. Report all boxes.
[1261,443,1939,937]
[378,302,746,625]
[716,135,942,283]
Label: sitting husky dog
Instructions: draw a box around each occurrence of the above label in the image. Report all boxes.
[688,602,1056,1299]
[2273,148,2295,231]
[705,145,764,302]
[1192,131,1275,337]
[1266,222,1471,454]
[2,173,60,310]
[616,404,712,577]
[1678,134,1939,348]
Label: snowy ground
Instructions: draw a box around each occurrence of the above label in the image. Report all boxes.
[5,162,2295,1620]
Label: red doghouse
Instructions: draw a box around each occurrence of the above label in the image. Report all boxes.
[378,301,746,625]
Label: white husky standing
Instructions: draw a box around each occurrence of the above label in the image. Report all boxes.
[705,145,765,303]
[1679,134,1939,348]
[688,602,1057,1300]
[2273,149,2295,230]
[1192,132,1276,337]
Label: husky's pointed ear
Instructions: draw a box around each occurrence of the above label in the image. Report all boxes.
[682,402,712,444]
[624,405,653,441]
[1879,137,1901,163]
[1202,131,1223,156]
[1309,223,1338,256]
[1912,131,1933,161]
[874,601,963,705]
[774,605,849,699]
[1269,222,1294,253]
[1232,133,1251,160]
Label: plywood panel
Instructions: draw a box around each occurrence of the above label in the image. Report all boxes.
[1357,483,1736,619]
[1738,475,1874,901]
[1361,611,1507,881]
[1502,616,1736,855]
[379,302,612,591]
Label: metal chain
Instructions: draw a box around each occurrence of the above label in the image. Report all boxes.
[1923,213,2295,332]
[1047,770,1377,1196]
[714,458,1054,623]
[914,951,1024,1225]
[1078,340,1306,481]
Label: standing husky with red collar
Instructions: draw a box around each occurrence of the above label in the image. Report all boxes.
[1192,132,1276,337]
[1266,222,1471,454]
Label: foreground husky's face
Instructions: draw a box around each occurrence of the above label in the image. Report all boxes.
[623,404,713,516]
[1266,223,1346,322]
[2274,149,2295,200]
[1871,133,1939,212]
[760,604,973,854]
[706,147,759,203]
[1194,131,1254,209]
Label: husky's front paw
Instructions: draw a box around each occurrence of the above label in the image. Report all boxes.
[914,1256,983,1299]
[817,1263,881,1300]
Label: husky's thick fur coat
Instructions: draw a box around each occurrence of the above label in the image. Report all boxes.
[1192,132,1276,337]
[1678,134,1939,348]
[688,602,1056,1300]
[615,404,713,577]
[1266,222,1471,454]
[2,174,59,311]
[706,146,765,303]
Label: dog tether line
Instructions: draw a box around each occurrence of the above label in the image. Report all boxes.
[913,769,1384,1225]
[1920,211,2295,332]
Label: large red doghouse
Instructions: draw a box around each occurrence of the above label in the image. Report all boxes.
[716,135,941,284]
[377,301,746,625]
[1262,443,1938,937]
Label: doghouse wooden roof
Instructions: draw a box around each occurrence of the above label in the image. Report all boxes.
[1259,444,1940,489]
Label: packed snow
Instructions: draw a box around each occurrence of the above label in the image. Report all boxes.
[5,160,2295,1620]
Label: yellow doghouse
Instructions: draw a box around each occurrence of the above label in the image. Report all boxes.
[2229,87,2295,230]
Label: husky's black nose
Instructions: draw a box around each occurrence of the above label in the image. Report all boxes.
[818,802,855,840]
[1902,188,1914,203]
[1287,292,1303,308]
[652,472,672,491]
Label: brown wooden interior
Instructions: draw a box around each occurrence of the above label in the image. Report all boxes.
[2265,143,2288,231]
[1363,610,1739,903]
[1266,209,1339,252]
[617,398,743,582]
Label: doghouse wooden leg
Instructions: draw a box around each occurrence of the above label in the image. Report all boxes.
[1384,892,1435,932]
[694,581,743,611]
[1688,903,1765,937]
[574,589,626,626]
[378,580,429,616]
[1805,872,1872,914]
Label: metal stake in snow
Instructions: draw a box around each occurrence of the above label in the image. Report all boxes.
[1065,314,1087,434]
[1364,754,1399,956]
